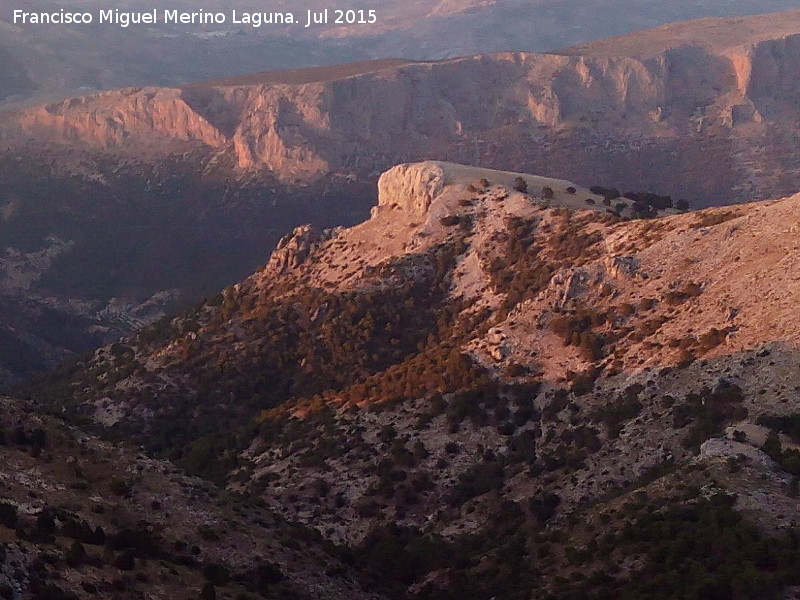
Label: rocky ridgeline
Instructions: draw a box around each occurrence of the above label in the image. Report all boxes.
[4,12,800,202]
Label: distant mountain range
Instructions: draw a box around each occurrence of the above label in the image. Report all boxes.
[2,1,800,105]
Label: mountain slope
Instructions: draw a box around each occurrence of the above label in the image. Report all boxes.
[23,161,800,598]
[0,394,382,600]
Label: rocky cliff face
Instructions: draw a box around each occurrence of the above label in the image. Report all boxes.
[263,224,323,279]
[6,11,800,203]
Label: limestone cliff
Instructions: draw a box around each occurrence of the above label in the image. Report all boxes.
[5,12,800,203]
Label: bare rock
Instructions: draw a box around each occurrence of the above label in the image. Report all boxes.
[376,162,447,218]
[263,225,322,279]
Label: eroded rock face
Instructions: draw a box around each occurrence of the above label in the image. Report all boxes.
[1,88,227,149]
[376,162,446,217]
[5,13,800,203]
[263,225,322,279]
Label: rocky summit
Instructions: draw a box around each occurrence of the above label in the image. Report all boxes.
[6,11,800,204]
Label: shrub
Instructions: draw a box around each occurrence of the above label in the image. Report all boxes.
[109,477,133,497]
[0,503,17,528]
[65,541,87,568]
[201,583,217,600]
[203,563,230,586]
[513,177,528,193]
[529,492,561,522]
[113,550,136,570]
[590,186,621,200]
[698,328,729,353]
[440,215,461,227]
[594,393,642,438]
[566,186,577,194]
[542,186,554,199]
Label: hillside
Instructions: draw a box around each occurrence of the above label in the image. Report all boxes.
[22,161,800,599]
[0,394,383,600]
[6,8,800,203]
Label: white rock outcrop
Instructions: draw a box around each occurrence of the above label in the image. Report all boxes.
[376,162,447,218]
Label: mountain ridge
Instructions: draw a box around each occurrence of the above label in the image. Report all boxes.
[6,12,800,203]
[20,160,800,599]
[7,10,800,389]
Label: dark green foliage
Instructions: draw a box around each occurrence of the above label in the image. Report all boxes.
[557,494,800,600]
[593,386,643,438]
[589,186,621,201]
[0,502,17,528]
[349,525,451,596]
[65,541,87,568]
[625,191,673,210]
[108,477,133,497]
[529,492,561,523]
[676,381,746,450]
[201,583,217,600]
[113,550,136,570]
[106,527,162,558]
[28,244,465,482]
[757,413,800,443]
[550,305,607,362]
[631,201,657,218]
[30,584,78,600]
[542,389,570,422]
[489,216,554,309]
[760,428,800,476]
[448,462,505,506]
[203,563,230,586]
[440,215,463,227]
[236,561,286,594]
[513,177,528,193]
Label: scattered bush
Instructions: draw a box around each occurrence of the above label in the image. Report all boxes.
[0,502,17,528]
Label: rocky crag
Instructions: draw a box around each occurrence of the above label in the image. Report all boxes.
[5,11,800,204]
